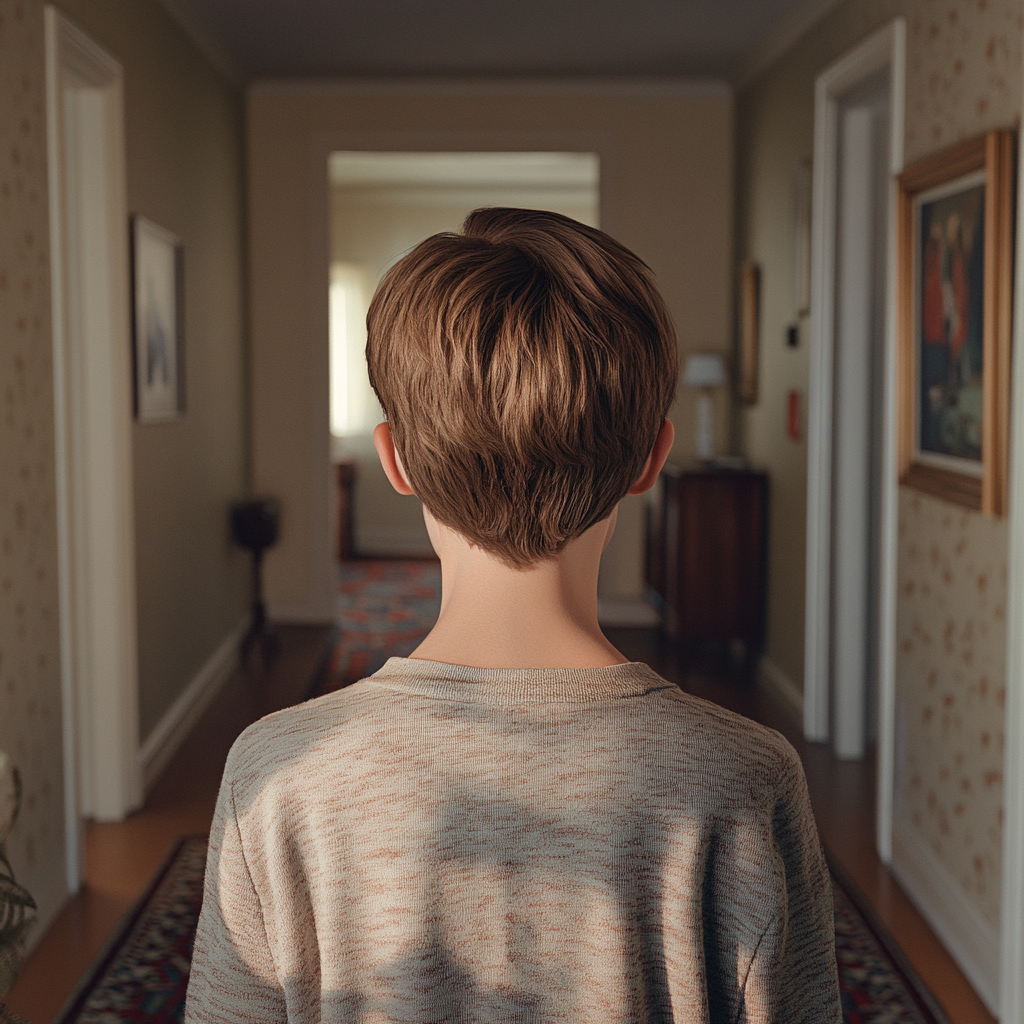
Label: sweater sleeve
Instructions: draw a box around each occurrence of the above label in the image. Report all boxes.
[742,742,842,1024]
[184,765,286,1022]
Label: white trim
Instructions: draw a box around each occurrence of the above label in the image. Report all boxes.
[139,620,247,792]
[295,129,623,626]
[758,655,804,727]
[46,4,139,884]
[876,23,906,867]
[596,598,660,629]
[892,820,999,1016]
[250,76,731,99]
[803,19,904,790]
[999,74,1024,1023]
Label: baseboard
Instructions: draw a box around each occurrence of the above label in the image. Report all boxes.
[139,618,247,792]
[891,819,1000,1016]
[757,655,804,726]
[597,597,660,628]
[355,528,434,558]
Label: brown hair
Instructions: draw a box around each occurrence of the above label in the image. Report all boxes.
[366,207,678,569]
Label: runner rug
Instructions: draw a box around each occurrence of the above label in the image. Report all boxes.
[54,835,951,1024]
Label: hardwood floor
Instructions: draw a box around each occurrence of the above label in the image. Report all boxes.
[6,625,994,1024]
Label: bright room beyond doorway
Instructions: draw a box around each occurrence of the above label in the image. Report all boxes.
[328,151,600,557]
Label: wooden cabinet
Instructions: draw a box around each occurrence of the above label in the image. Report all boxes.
[647,465,768,661]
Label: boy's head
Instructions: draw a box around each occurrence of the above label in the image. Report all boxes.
[366,207,678,569]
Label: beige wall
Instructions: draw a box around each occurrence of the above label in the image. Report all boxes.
[0,0,65,937]
[736,0,1020,939]
[0,0,247,936]
[249,83,735,616]
[55,0,250,743]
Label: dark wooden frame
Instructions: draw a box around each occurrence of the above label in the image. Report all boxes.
[131,214,185,422]
[896,130,1015,515]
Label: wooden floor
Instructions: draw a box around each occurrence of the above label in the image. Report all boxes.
[6,625,995,1024]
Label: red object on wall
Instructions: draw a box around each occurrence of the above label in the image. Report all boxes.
[787,389,800,441]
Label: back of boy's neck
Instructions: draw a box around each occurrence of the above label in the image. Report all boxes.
[409,532,628,670]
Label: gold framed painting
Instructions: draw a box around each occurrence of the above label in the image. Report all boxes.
[738,260,760,405]
[897,130,1015,515]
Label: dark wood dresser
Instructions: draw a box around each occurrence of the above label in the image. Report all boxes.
[646,464,768,664]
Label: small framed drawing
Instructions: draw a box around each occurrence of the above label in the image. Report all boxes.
[897,130,1014,515]
[131,215,184,422]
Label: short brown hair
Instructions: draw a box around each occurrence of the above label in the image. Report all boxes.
[366,207,678,569]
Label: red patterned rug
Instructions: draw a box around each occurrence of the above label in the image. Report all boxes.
[53,836,206,1024]
[54,835,951,1023]
[309,558,442,698]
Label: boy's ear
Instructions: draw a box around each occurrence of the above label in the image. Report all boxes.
[627,419,675,495]
[373,422,416,496]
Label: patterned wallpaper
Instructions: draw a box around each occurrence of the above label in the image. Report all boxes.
[893,0,1021,933]
[904,0,1023,164]
[0,0,68,933]
[895,490,1007,927]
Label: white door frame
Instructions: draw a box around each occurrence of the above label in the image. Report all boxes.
[998,56,1024,1021]
[297,118,622,622]
[803,19,905,854]
[45,6,140,890]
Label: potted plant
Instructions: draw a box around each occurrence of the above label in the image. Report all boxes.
[0,751,35,1023]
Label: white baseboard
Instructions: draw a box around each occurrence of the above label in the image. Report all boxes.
[757,655,804,725]
[139,618,247,792]
[892,819,1000,1016]
[355,527,434,558]
[597,597,660,628]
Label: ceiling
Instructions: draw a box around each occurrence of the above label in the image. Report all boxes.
[159,0,843,86]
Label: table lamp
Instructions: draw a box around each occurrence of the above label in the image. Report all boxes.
[683,352,727,461]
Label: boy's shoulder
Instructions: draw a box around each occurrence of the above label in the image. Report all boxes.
[223,661,801,805]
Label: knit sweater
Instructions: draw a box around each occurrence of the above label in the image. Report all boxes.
[184,658,841,1023]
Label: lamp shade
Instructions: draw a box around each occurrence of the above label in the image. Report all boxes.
[683,352,728,388]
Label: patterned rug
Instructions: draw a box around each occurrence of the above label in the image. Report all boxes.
[309,558,442,698]
[54,836,207,1024]
[55,835,951,1023]
[830,855,951,1024]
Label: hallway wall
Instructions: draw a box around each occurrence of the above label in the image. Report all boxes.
[0,0,248,938]
[735,0,1020,997]
[248,81,735,619]
[55,0,251,746]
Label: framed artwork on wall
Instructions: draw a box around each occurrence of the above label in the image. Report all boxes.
[131,215,185,422]
[897,130,1014,515]
[738,260,760,404]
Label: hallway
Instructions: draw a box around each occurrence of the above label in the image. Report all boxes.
[5,626,994,1023]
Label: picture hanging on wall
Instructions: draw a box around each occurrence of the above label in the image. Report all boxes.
[897,130,1014,515]
[131,215,185,422]
[738,260,760,405]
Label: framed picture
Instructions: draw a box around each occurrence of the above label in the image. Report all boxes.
[131,215,184,422]
[897,130,1014,515]
[738,260,760,404]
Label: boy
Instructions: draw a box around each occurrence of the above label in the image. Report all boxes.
[185,208,841,1022]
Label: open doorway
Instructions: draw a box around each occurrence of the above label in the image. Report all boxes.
[803,20,904,797]
[327,151,599,557]
[45,6,140,893]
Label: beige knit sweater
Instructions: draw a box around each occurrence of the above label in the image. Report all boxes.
[185,658,841,1023]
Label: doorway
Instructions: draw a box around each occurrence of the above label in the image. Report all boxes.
[327,151,599,557]
[45,6,140,892]
[803,19,905,844]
